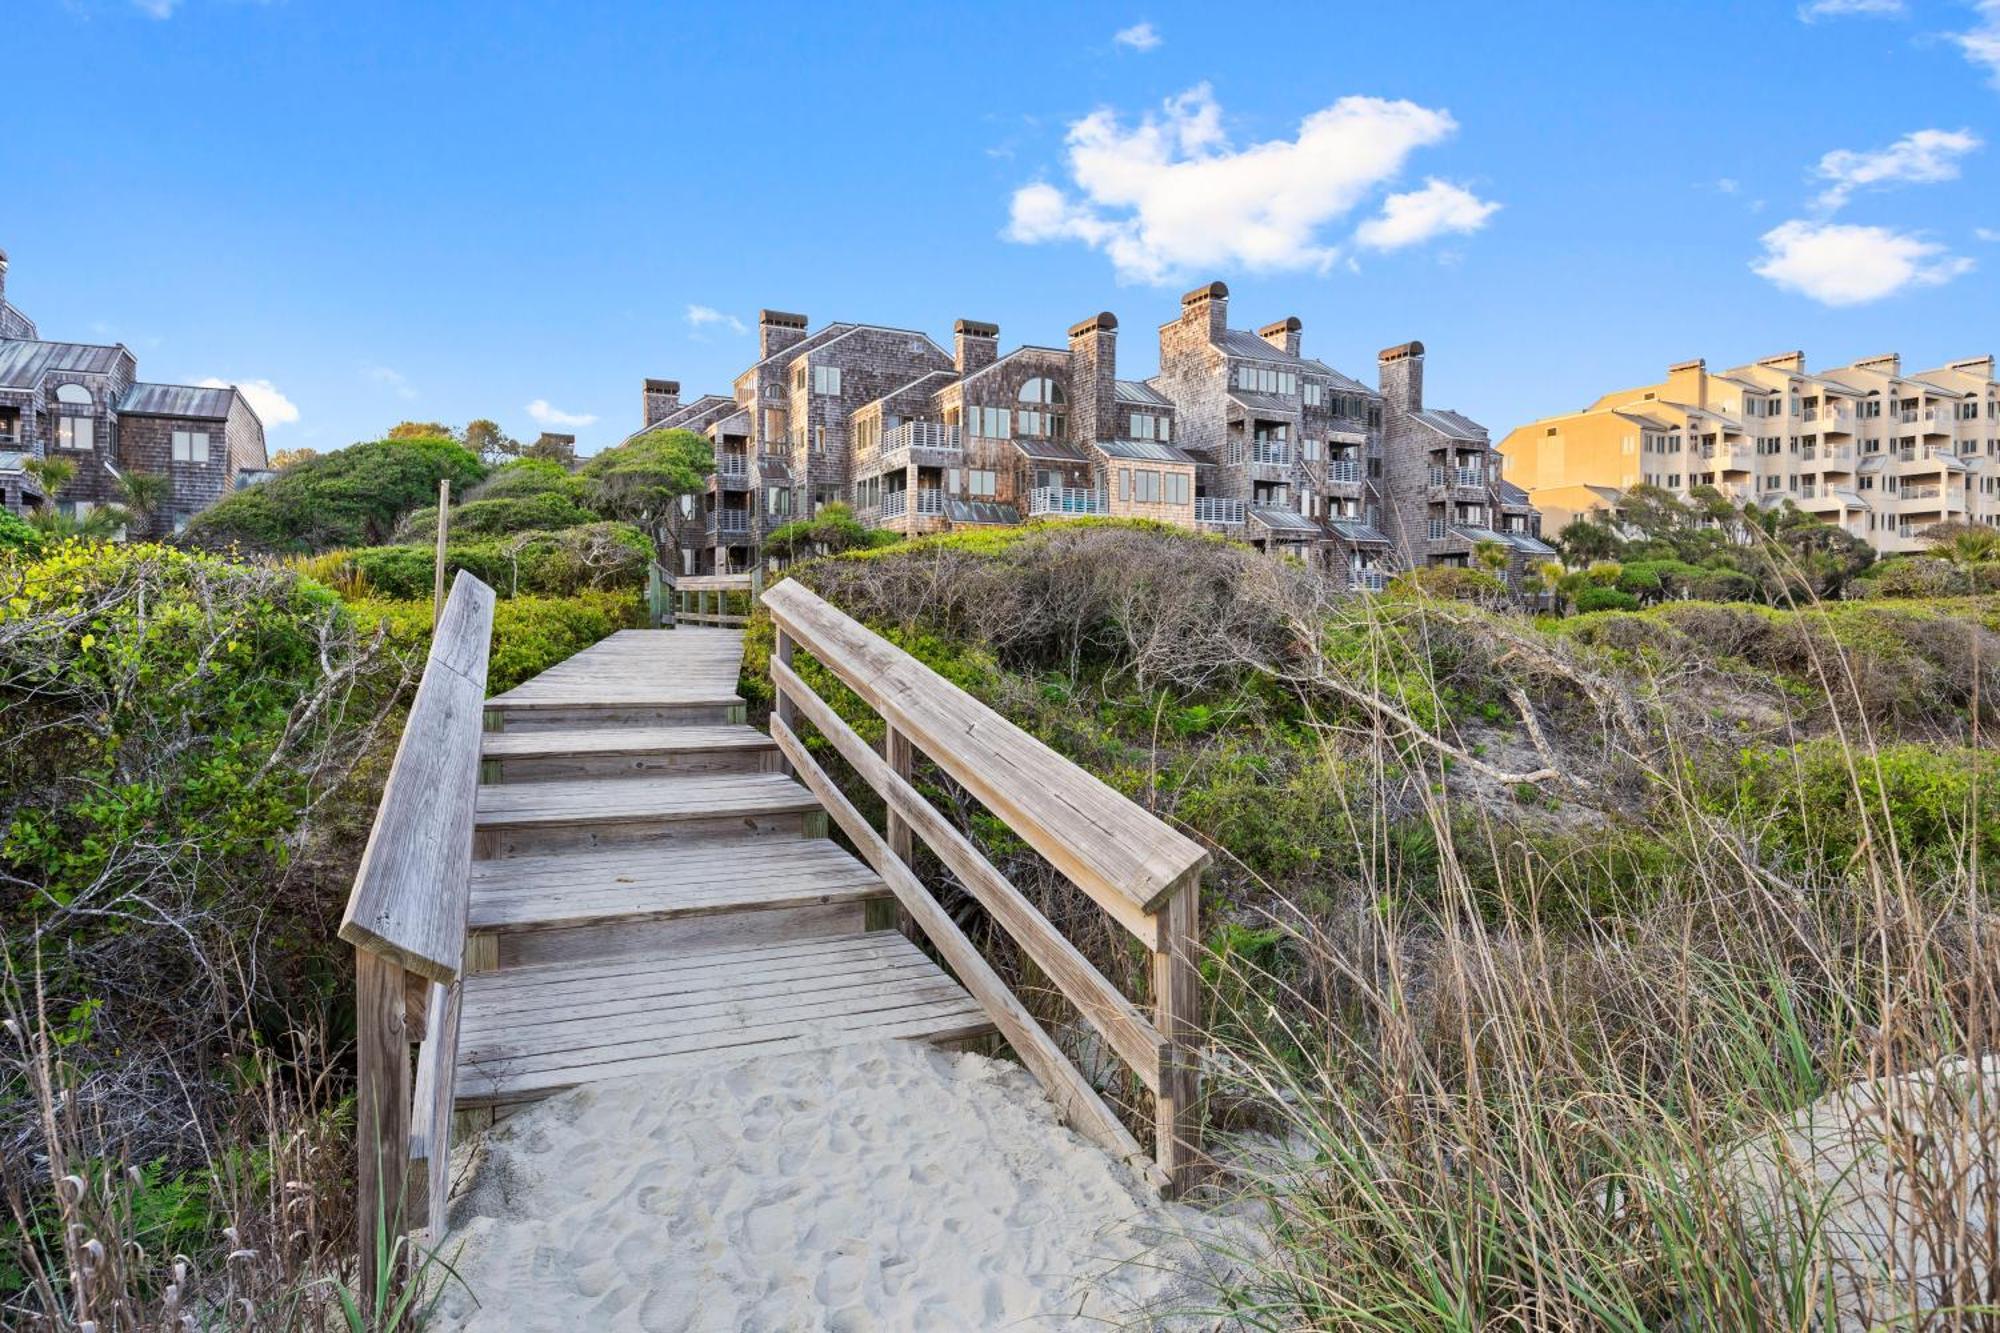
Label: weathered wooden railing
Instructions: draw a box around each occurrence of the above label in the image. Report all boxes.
[676,570,762,627]
[337,570,495,1290]
[762,580,1210,1194]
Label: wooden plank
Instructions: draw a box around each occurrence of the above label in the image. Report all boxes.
[355,949,412,1289]
[406,976,460,1238]
[763,580,1208,934]
[479,725,775,759]
[472,772,819,828]
[339,574,493,983]
[771,716,1167,1191]
[495,902,864,971]
[775,657,1165,1094]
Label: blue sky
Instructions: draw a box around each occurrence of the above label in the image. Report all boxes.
[3,0,1996,455]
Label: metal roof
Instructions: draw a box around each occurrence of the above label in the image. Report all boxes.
[1094,438,1195,464]
[1450,526,1511,545]
[1228,390,1297,419]
[1249,505,1321,534]
[1300,359,1374,394]
[1114,379,1172,406]
[1496,478,1532,505]
[1500,530,1558,556]
[1326,517,1389,545]
[946,499,1020,526]
[0,339,127,389]
[118,382,237,419]
[1010,437,1091,463]
[1217,328,1308,365]
[1411,408,1489,441]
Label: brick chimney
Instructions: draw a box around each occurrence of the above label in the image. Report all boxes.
[759,309,809,360]
[1066,312,1118,445]
[1665,357,1708,410]
[1378,340,1425,415]
[643,378,680,426]
[954,319,998,375]
[1179,280,1228,343]
[1258,316,1302,359]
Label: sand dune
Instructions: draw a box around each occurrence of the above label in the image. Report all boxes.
[429,1040,1234,1331]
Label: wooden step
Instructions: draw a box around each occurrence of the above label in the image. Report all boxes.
[465,839,889,968]
[483,695,744,732]
[484,628,746,731]
[452,931,994,1109]
[471,772,824,859]
[479,724,781,782]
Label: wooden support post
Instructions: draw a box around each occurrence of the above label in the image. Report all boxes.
[772,628,797,778]
[876,725,916,936]
[431,479,451,632]
[355,948,412,1299]
[1151,881,1202,1198]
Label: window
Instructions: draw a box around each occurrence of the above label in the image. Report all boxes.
[1302,382,1323,407]
[813,365,841,396]
[1019,378,1065,405]
[792,364,807,393]
[172,430,210,463]
[56,416,94,450]
[1301,438,1321,462]
[54,383,93,406]
[1134,469,1161,502]
[1130,414,1157,440]
[763,408,787,442]
[1017,409,1066,439]
[1165,472,1189,505]
[969,405,1010,438]
[1231,364,1297,396]
[766,487,794,516]
[967,469,997,497]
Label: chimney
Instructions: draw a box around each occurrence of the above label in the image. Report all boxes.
[758,309,809,360]
[1378,340,1425,414]
[1066,312,1118,445]
[1666,357,1708,410]
[954,319,998,375]
[1756,351,1805,373]
[1258,316,1302,359]
[0,247,9,313]
[643,378,680,426]
[1948,354,1995,381]
[1852,352,1902,378]
[1179,280,1228,343]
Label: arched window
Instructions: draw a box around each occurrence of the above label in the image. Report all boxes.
[55,383,93,406]
[1017,378,1067,439]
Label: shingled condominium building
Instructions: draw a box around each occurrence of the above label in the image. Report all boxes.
[0,246,270,533]
[631,282,1549,589]
[1500,352,2000,555]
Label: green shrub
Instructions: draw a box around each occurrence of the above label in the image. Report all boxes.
[391,491,600,543]
[345,522,653,599]
[465,457,584,503]
[345,588,642,695]
[1574,585,1640,614]
[1728,739,2000,871]
[183,436,486,554]
[0,507,43,553]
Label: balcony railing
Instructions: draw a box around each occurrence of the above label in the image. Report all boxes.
[1900,485,1943,501]
[880,488,946,519]
[1250,442,1292,466]
[1029,486,1107,517]
[715,453,749,477]
[1353,569,1389,593]
[1326,459,1362,484]
[1428,466,1485,489]
[711,508,752,534]
[879,421,962,463]
[1194,496,1245,526]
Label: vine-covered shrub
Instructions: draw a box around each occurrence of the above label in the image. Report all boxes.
[344,521,653,599]
[182,436,487,553]
[345,588,642,695]
[390,491,599,543]
[0,508,42,553]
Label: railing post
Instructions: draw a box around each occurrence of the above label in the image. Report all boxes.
[1151,879,1201,1198]
[431,479,451,631]
[773,627,796,778]
[355,948,412,1298]
[877,726,917,938]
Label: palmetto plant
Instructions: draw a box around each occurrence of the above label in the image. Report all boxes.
[116,470,173,534]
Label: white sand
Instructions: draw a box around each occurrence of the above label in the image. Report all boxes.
[428,1041,1236,1331]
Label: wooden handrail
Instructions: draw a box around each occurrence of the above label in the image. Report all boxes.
[763,579,1206,1195]
[761,579,1209,941]
[677,569,763,628]
[339,569,494,1291]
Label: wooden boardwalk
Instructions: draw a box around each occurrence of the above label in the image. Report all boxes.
[456,628,990,1112]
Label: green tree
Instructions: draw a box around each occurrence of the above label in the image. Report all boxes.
[765,501,897,562]
[184,436,487,553]
[579,428,712,556]
[1557,513,1623,564]
[524,432,579,466]
[1921,520,2000,579]
[387,420,457,441]
[269,446,320,471]
[464,418,520,465]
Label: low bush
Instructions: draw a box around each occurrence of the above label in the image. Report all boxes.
[1574,585,1641,613]
[182,436,486,554]
[0,508,42,554]
[1728,738,2000,871]
[345,588,642,695]
[463,457,584,503]
[390,490,599,543]
[344,521,653,600]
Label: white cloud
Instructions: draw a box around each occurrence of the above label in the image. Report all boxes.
[363,364,417,400]
[526,399,597,428]
[1797,0,1904,20]
[198,377,298,427]
[1005,84,1481,283]
[1714,177,1741,194]
[1957,0,2000,87]
[1813,127,1981,210]
[1354,178,1500,250]
[1113,21,1161,51]
[684,304,748,335]
[1978,226,2000,242]
[131,0,180,15]
[1752,219,1973,304]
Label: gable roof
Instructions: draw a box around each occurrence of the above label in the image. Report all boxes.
[1411,408,1488,441]
[1114,379,1171,406]
[1217,328,1304,364]
[118,382,237,420]
[1094,437,1195,464]
[0,339,128,389]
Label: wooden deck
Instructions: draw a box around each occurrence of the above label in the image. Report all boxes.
[455,627,990,1115]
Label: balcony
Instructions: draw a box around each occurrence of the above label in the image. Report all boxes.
[880,488,946,519]
[1326,458,1363,486]
[876,421,963,471]
[1352,569,1389,593]
[1250,441,1292,467]
[1028,486,1107,517]
[709,454,752,490]
[1427,465,1486,495]
[709,508,752,536]
[1193,496,1246,526]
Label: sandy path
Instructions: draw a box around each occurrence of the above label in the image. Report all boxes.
[428,1040,1233,1331]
